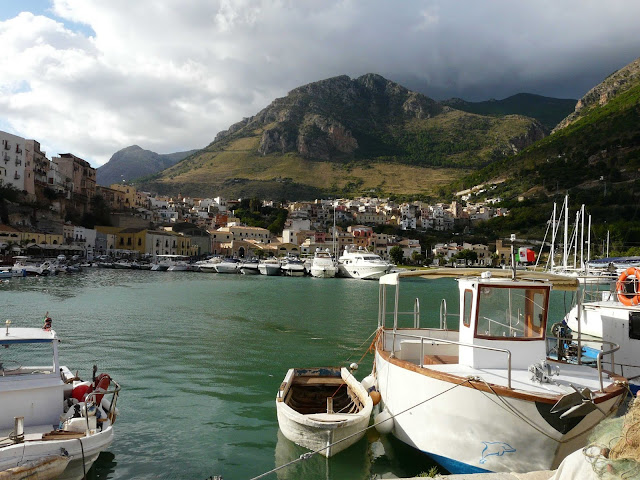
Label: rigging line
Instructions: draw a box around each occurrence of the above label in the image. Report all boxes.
[248,377,471,480]
[344,328,378,364]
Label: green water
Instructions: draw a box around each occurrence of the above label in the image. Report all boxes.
[0,270,575,480]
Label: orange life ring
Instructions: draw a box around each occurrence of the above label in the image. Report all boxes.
[92,373,111,404]
[617,267,640,306]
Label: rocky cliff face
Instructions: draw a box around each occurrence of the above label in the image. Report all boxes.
[553,57,640,132]
[216,73,443,161]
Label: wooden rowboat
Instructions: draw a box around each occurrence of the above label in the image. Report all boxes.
[276,367,373,458]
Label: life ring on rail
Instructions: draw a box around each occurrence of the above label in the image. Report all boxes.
[70,373,111,404]
[92,373,112,405]
[616,267,640,306]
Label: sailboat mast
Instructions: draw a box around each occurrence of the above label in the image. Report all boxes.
[550,202,557,269]
[587,214,591,265]
[563,195,569,269]
[580,204,585,270]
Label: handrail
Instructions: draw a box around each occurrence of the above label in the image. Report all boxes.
[414,298,420,328]
[596,344,621,392]
[384,329,513,389]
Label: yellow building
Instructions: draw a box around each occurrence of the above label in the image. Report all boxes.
[109,184,146,209]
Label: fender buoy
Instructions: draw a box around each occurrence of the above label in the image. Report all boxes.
[370,390,381,406]
[374,408,394,435]
[617,267,640,306]
[71,383,92,402]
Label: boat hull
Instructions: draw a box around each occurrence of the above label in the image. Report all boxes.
[258,264,281,276]
[310,266,337,278]
[374,350,621,473]
[337,264,391,280]
[0,426,113,480]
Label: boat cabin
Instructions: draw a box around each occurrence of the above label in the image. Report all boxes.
[377,270,578,375]
[457,274,550,369]
[0,327,65,431]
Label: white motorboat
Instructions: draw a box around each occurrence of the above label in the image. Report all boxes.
[214,258,240,274]
[562,267,640,394]
[258,258,281,276]
[11,256,51,276]
[239,259,260,275]
[197,258,221,273]
[310,249,337,278]
[280,256,306,277]
[276,367,373,457]
[337,246,392,280]
[0,318,121,480]
[371,268,627,474]
[113,260,131,269]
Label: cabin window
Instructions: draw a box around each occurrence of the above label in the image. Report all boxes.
[463,289,473,327]
[630,312,640,340]
[475,286,548,340]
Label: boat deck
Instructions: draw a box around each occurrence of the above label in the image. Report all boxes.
[424,361,613,395]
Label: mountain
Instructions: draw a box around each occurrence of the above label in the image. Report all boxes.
[455,57,640,235]
[139,74,544,199]
[441,93,577,131]
[96,145,199,187]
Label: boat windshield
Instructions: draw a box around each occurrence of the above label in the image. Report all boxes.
[0,341,55,374]
[475,285,548,340]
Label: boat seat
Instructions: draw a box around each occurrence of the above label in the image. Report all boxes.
[306,413,360,422]
[423,354,459,365]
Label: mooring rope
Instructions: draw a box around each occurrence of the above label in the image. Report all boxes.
[246,377,472,480]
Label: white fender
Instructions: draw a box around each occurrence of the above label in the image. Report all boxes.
[374,408,394,435]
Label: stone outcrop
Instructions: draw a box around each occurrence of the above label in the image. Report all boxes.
[553,57,640,132]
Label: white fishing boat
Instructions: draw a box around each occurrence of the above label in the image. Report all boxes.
[561,266,640,394]
[214,258,240,274]
[113,260,132,269]
[280,256,306,277]
[276,367,373,458]
[337,246,392,280]
[196,257,221,273]
[258,258,281,276]
[0,317,121,480]
[371,268,628,474]
[310,249,337,278]
[239,259,260,275]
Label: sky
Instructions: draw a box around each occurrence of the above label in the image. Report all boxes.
[1,1,639,168]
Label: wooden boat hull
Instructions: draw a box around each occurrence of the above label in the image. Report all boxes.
[276,367,373,457]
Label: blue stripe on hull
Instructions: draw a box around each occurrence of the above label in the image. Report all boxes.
[424,450,492,474]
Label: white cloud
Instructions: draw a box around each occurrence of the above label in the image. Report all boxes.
[1,0,640,167]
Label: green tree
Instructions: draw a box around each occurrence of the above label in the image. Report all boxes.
[389,245,404,265]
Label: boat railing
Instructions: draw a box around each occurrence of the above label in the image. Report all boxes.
[547,334,619,392]
[84,380,122,425]
[383,329,513,389]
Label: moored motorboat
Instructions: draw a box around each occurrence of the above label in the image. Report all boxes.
[280,256,306,277]
[0,317,121,480]
[276,367,373,457]
[310,249,337,278]
[371,268,628,474]
[337,246,392,280]
[214,258,240,274]
[239,259,260,275]
[258,258,281,276]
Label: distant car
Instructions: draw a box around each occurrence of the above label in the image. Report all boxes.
[57,255,66,261]
[71,255,80,261]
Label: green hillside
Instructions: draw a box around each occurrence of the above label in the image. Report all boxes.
[441,93,577,131]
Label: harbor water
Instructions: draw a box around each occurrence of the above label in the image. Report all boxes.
[0,270,575,479]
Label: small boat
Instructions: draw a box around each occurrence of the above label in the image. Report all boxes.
[214,258,240,274]
[276,367,373,457]
[310,249,337,278]
[239,259,260,275]
[0,316,121,479]
[258,258,281,276]
[0,270,12,280]
[280,256,306,277]
[113,260,132,269]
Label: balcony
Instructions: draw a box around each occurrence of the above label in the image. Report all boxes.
[14,172,20,180]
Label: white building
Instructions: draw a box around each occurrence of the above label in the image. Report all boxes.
[0,131,27,191]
